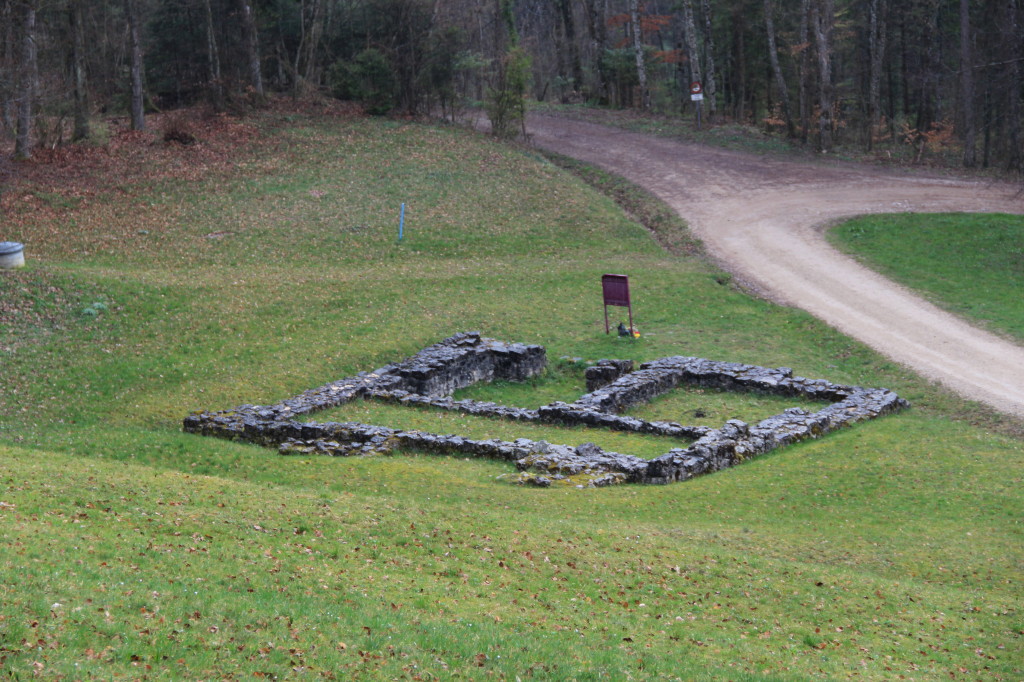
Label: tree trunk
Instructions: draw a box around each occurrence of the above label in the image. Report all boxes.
[884,32,896,142]
[556,0,583,94]
[681,0,701,89]
[867,0,887,151]
[798,0,810,143]
[14,0,35,159]
[292,1,306,93]
[915,1,940,134]
[299,0,325,87]
[681,0,703,121]
[69,0,89,141]
[700,0,717,118]
[293,0,324,93]
[628,0,649,110]
[1,0,14,135]
[731,7,746,121]
[959,0,976,166]
[898,12,909,127]
[204,0,223,108]
[982,82,991,167]
[584,0,607,102]
[763,0,794,136]
[239,0,263,98]
[124,0,145,131]
[1005,0,1021,171]
[811,0,834,152]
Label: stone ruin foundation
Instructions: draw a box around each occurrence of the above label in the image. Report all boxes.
[183,332,909,487]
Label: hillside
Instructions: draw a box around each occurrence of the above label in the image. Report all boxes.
[1,107,1021,680]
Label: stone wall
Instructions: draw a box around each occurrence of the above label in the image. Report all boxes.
[183,332,909,488]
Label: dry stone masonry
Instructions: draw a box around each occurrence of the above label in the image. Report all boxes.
[183,332,909,487]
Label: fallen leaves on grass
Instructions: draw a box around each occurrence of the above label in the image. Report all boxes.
[0,101,362,261]
[0,270,86,352]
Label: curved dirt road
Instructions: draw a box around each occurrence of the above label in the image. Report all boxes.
[527,114,1024,418]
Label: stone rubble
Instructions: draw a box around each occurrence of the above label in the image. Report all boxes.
[183,332,909,488]
[584,359,636,392]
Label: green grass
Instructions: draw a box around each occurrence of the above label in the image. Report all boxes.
[1,111,1022,680]
[830,213,1024,343]
[453,360,593,408]
[306,400,689,459]
[625,386,831,427]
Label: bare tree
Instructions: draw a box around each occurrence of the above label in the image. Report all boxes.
[69,0,89,141]
[764,0,794,136]
[811,0,834,151]
[584,0,607,101]
[1,0,13,135]
[0,0,1015,169]
[628,0,649,110]
[1005,0,1022,171]
[798,0,810,143]
[124,0,144,131]
[556,0,582,94]
[681,0,704,122]
[700,0,717,118]
[238,0,263,98]
[959,0,975,166]
[14,0,35,159]
[866,0,887,151]
[204,0,223,108]
[294,0,325,91]
[681,0,701,90]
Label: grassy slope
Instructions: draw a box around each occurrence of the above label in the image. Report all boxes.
[829,213,1024,344]
[1,114,1021,680]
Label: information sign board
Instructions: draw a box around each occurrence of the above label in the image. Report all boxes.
[601,274,635,336]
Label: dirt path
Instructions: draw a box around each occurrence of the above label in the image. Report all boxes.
[526,114,1024,418]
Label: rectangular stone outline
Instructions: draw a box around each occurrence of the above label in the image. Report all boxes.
[182,332,909,487]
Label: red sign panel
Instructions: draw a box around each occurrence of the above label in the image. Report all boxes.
[602,274,631,307]
[601,274,635,335]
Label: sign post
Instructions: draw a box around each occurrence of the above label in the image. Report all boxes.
[601,274,635,337]
[690,81,704,131]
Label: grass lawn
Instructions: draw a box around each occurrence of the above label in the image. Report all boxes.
[1,108,1021,680]
[829,213,1024,345]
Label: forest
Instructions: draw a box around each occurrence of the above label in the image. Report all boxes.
[0,0,1021,170]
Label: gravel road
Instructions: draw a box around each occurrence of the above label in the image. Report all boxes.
[526,114,1024,418]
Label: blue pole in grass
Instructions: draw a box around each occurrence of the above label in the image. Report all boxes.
[398,203,406,242]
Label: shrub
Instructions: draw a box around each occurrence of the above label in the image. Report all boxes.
[328,49,397,116]
[486,47,531,139]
